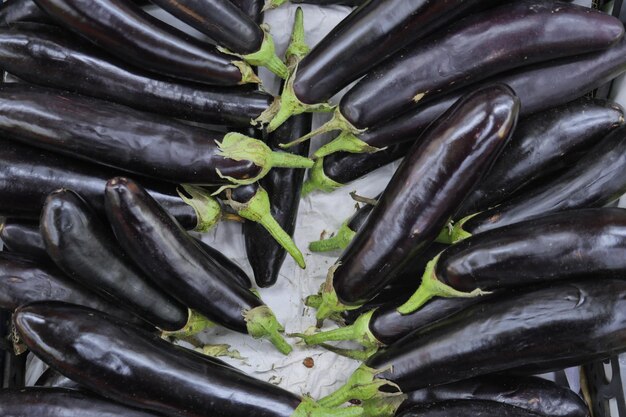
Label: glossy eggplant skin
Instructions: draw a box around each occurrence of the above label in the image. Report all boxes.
[0,24,273,127]
[15,302,303,417]
[0,0,48,26]
[41,189,188,331]
[36,368,83,391]
[398,400,553,417]
[0,252,144,326]
[462,125,626,236]
[293,0,497,105]
[0,84,260,184]
[194,238,252,289]
[0,388,163,417]
[33,0,247,85]
[367,279,626,392]
[230,0,264,24]
[0,219,48,260]
[333,85,519,305]
[244,113,312,287]
[455,99,625,217]
[104,177,262,334]
[401,375,590,417]
[341,1,624,130]
[0,139,197,228]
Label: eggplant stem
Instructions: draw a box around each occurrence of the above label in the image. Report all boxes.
[262,0,286,11]
[449,212,479,243]
[314,131,382,159]
[177,185,222,232]
[244,305,293,355]
[281,108,365,149]
[10,322,27,355]
[305,294,323,309]
[319,343,378,361]
[349,192,378,206]
[309,222,356,252]
[302,157,344,196]
[253,96,282,127]
[195,344,245,360]
[292,396,364,417]
[361,396,408,417]
[233,60,261,85]
[241,28,289,79]
[285,8,309,70]
[314,264,361,326]
[297,310,378,348]
[161,309,215,340]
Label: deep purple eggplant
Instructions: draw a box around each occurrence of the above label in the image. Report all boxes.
[0,84,311,185]
[395,401,556,417]
[0,388,163,416]
[194,238,252,289]
[0,0,48,26]
[0,24,273,127]
[319,279,626,407]
[35,368,83,390]
[312,85,519,322]
[15,302,362,417]
[452,124,626,238]
[0,219,48,260]
[33,0,258,85]
[105,177,292,354]
[231,0,264,24]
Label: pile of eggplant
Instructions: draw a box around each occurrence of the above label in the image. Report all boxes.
[0,0,626,415]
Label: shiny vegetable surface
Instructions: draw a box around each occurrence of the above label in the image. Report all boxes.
[396,400,557,417]
[0,219,48,260]
[0,0,47,26]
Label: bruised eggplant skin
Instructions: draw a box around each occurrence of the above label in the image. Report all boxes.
[0,84,261,185]
[0,219,48,261]
[36,368,83,391]
[401,375,590,417]
[332,85,519,305]
[244,113,312,287]
[398,400,554,417]
[0,388,163,417]
[15,302,305,417]
[41,189,188,331]
[341,1,624,130]
[0,24,273,127]
[462,125,626,236]
[368,280,626,392]
[455,99,625,217]
[33,0,248,86]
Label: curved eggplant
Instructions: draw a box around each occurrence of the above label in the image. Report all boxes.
[194,238,252,290]
[33,0,257,85]
[396,401,555,417]
[0,0,47,26]
[35,368,83,390]
[231,0,264,24]
[312,85,519,322]
[0,219,48,260]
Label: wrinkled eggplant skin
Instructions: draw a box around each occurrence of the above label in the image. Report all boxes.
[0,139,197,229]
[36,368,83,391]
[150,0,262,54]
[293,0,498,105]
[0,0,48,26]
[194,238,252,289]
[15,303,303,417]
[334,86,519,305]
[105,178,262,334]
[33,0,244,85]
[456,99,625,217]
[230,0,264,24]
[0,388,163,417]
[464,125,626,235]
[0,219,48,260]
[0,84,260,184]
[0,252,145,326]
[399,400,553,417]
[0,24,272,127]
[244,113,312,287]
[368,280,626,391]
[401,375,590,417]
[441,208,626,293]
[342,1,624,129]
[41,189,188,331]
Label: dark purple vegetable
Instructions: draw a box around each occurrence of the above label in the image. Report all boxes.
[35,368,83,390]
[0,84,311,185]
[396,401,555,417]
[0,219,48,260]
[105,177,292,354]
[14,302,361,417]
[194,238,252,290]
[0,0,48,26]
[230,0,264,24]
[313,85,519,322]
[33,0,257,85]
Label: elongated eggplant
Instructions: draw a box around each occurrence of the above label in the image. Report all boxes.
[194,238,252,289]
[266,0,499,131]
[0,388,163,416]
[452,124,626,238]
[231,0,264,24]
[395,401,556,417]
[105,177,292,354]
[0,219,48,260]
[36,368,83,390]
[319,279,626,407]
[0,24,273,127]
[15,302,363,417]
[0,84,312,186]
[0,0,47,26]
[312,85,519,322]
[33,0,257,85]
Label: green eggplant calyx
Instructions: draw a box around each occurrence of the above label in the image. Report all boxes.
[262,0,287,11]
[161,309,215,340]
[361,396,408,417]
[318,343,379,361]
[449,212,479,243]
[305,293,323,309]
[292,396,364,417]
[315,264,361,326]
[313,131,382,159]
[253,96,282,127]
[397,254,490,315]
[309,222,356,252]
[318,364,401,408]
[195,344,245,360]
[177,185,222,232]
[244,305,293,355]
[225,186,306,268]
[302,158,344,196]
[296,309,379,349]
[240,27,289,79]
[233,60,261,85]
[280,107,366,149]
[285,8,309,70]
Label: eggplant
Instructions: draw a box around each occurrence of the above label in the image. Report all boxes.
[105,177,292,354]
[33,0,258,86]
[266,0,499,131]
[395,401,557,417]
[319,279,626,407]
[194,238,252,290]
[0,219,48,260]
[15,302,363,417]
[0,84,312,186]
[36,368,83,390]
[0,388,163,417]
[0,24,273,127]
[312,85,519,322]
[0,0,48,26]
[231,0,264,24]
[452,124,626,238]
